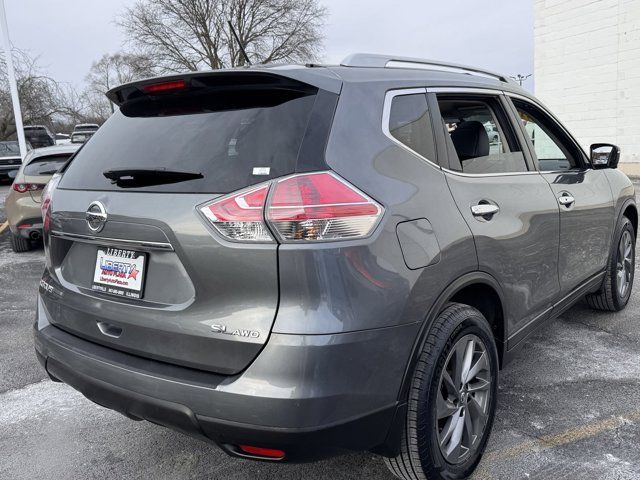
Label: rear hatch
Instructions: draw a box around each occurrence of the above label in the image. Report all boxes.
[43,70,339,374]
[23,152,75,203]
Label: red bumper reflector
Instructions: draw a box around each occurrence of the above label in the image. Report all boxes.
[238,445,285,459]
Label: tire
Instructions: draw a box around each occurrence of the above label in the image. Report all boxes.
[10,233,31,253]
[385,303,499,480]
[585,216,635,311]
[492,136,498,144]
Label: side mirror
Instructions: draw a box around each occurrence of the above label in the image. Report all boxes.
[7,169,17,179]
[590,143,620,169]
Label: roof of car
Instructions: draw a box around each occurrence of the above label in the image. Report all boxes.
[28,144,81,159]
[107,53,534,105]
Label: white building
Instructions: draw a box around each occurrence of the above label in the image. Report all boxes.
[535,0,640,164]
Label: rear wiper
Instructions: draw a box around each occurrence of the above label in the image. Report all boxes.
[103,168,203,188]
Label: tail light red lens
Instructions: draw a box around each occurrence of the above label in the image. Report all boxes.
[199,184,274,242]
[41,174,62,233]
[141,79,187,93]
[199,172,383,243]
[13,183,44,193]
[267,172,382,241]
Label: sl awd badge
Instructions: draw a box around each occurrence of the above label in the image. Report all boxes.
[211,324,260,339]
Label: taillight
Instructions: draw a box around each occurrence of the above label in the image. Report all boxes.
[141,79,187,93]
[12,183,44,193]
[267,172,382,241]
[198,172,383,243]
[199,183,274,242]
[41,174,62,233]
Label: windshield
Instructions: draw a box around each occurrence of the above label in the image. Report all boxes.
[60,88,319,193]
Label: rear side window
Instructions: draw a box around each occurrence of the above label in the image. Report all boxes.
[387,93,436,162]
[24,154,73,176]
[59,88,321,193]
[437,96,528,174]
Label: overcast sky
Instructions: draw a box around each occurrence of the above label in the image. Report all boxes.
[6,0,533,90]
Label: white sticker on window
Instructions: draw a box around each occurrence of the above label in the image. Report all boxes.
[253,167,271,176]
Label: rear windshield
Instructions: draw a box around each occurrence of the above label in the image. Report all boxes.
[60,88,319,193]
[24,154,73,176]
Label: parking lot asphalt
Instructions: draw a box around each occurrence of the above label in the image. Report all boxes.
[1,180,640,480]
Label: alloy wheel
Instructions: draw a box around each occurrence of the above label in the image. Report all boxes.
[617,230,633,298]
[436,334,491,464]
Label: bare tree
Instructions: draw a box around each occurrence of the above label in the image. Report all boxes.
[86,52,156,113]
[117,0,327,72]
[0,50,69,139]
[85,52,154,113]
[0,50,121,139]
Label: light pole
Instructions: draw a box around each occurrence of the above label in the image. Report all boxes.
[510,74,532,87]
[0,0,27,159]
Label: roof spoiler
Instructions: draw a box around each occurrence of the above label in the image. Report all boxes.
[106,68,342,106]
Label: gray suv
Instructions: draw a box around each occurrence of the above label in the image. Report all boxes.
[34,54,636,480]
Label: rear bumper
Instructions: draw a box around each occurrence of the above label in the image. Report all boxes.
[5,191,42,238]
[10,219,43,239]
[34,295,415,461]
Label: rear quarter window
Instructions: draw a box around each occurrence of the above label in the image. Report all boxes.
[387,93,436,162]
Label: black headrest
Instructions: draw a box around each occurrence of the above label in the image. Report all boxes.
[450,121,489,160]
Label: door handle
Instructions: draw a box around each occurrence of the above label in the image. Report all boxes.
[471,203,500,217]
[558,194,575,207]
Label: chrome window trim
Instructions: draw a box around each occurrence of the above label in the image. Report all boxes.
[50,230,174,251]
[382,87,560,178]
[382,88,441,170]
[427,87,506,95]
[442,169,541,178]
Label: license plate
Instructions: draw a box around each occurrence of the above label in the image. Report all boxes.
[92,247,147,299]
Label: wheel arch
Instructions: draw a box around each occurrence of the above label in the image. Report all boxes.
[622,200,637,238]
[397,271,507,404]
[376,271,508,458]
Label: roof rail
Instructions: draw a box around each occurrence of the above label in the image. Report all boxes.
[340,53,514,84]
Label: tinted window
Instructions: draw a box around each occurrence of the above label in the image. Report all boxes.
[513,99,582,171]
[24,154,72,176]
[60,90,318,193]
[438,97,527,174]
[388,93,436,161]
